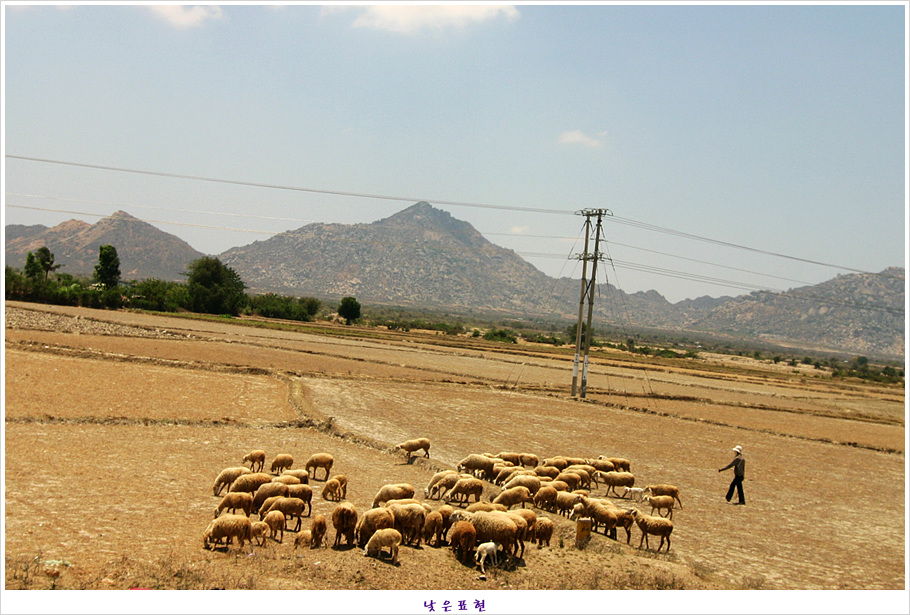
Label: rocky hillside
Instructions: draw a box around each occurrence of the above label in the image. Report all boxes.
[4,211,204,281]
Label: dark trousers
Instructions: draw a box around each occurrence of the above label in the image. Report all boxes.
[726,476,745,504]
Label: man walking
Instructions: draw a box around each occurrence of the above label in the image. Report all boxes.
[719,445,746,505]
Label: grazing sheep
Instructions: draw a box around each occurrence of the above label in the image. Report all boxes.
[534,465,560,480]
[531,516,554,547]
[355,507,396,548]
[466,502,507,513]
[305,453,334,481]
[252,482,290,515]
[228,472,274,496]
[647,495,676,519]
[281,469,310,484]
[495,451,523,466]
[286,484,314,517]
[595,471,636,497]
[422,511,444,547]
[395,438,431,459]
[466,511,518,561]
[257,496,284,520]
[363,528,402,565]
[622,486,646,502]
[242,450,266,473]
[542,457,570,471]
[549,480,571,492]
[272,474,301,485]
[424,470,459,498]
[214,491,253,518]
[501,512,528,558]
[643,484,683,509]
[599,456,631,473]
[436,504,456,543]
[511,508,537,532]
[457,454,497,480]
[554,472,582,491]
[555,491,583,517]
[269,453,294,474]
[331,502,359,548]
[203,514,252,550]
[371,483,416,508]
[629,508,673,552]
[533,486,558,512]
[445,477,484,504]
[293,529,312,550]
[428,472,466,500]
[474,541,502,573]
[571,497,618,536]
[387,503,427,546]
[449,521,477,563]
[310,514,328,549]
[492,486,534,510]
[263,509,286,543]
[250,521,269,546]
[260,497,306,532]
[595,499,635,543]
[502,474,542,495]
[519,453,540,468]
[382,498,432,513]
[587,458,615,473]
[563,467,593,489]
[334,475,348,499]
[212,466,252,496]
[493,466,527,486]
[322,478,344,501]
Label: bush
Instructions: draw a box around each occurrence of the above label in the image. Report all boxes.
[483,329,517,344]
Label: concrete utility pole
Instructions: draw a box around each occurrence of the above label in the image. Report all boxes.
[571,208,610,398]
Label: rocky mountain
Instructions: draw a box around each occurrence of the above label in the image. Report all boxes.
[5,205,905,359]
[4,211,204,281]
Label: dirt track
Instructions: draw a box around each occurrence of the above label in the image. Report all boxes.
[3,302,906,608]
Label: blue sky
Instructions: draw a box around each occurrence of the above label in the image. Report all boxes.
[2,2,907,303]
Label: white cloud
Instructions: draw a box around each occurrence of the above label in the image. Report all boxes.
[509,225,531,235]
[349,5,519,34]
[150,5,223,29]
[558,129,604,149]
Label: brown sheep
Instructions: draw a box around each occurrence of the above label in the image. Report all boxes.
[228,472,274,496]
[331,502,358,548]
[212,466,252,496]
[242,450,266,473]
[214,491,253,518]
[322,478,344,501]
[269,453,294,474]
[450,520,477,563]
[395,438,431,459]
[644,484,683,509]
[305,452,334,481]
[355,507,396,548]
[629,508,673,552]
[372,483,416,508]
[202,514,252,550]
[263,509,286,543]
[530,517,554,547]
[286,484,313,517]
[260,497,306,532]
[310,514,328,549]
[252,482,289,515]
[422,510,444,547]
[445,477,484,504]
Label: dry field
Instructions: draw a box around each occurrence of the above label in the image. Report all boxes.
[3,301,906,612]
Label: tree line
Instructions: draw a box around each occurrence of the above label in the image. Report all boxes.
[5,244,362,324]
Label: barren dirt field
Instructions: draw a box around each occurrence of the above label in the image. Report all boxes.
[3,301,906,611]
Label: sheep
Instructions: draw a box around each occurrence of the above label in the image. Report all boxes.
[436,504,456,543]
[428,472,467,500]
[305,452,334,481]
[363,528,402,565]
[242,449,266,472]
[250,521,269,546]
[355,507,396,548]
[286,484,314,516]
[203,514,252,550]
[272,474,301,485]
[252,482,290,515]
[599,456,631,473]
[331,502,359,548]
[422,510,444,547]
[281,469,310,484]
[519,453,540,468]
[534,465,561,480]
[310,514,328,549]
[424,470,459,498]
[595,471,636,497]
[228,472,274,496]
[466,502,507,513]
[322,478,344,501]
[263,509,286,543]
[595,498,634,543]
[492,486,534,510]
[382,498,432,513]
[530,516,554,547]
[587,458,615,473]
[334,475,348,499]
[533,486,558,512]
[260,497,306,532]
[571,497,618,536]
[629,508,673,552]
[267,453,294,474]
[387,502,427,546]
[395,438,431,459]
[293,529,312,550]
[563,467,594,489]
[646,495,676,519]
[554,472,582,491]
[214,491,253,518]
[622,486,646,502]
[501,511,528,558]
[212,466,252,496]
[445,477,484,505]
[464,511,518,561]
[457,454,497,480]
[643,484,683,509]
[257,495,285,520]
[555,491,583,517]
[449,520,477,563]
[549,480,571,492]
[511,508,537,532]
[495,451,522,466]
[474,541,502,574]
[493,466,526,486]
[542,457,570,471]
[371,483,416,508]
[502,474,541,495]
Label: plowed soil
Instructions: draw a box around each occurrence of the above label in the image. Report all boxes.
[3,301,906,613]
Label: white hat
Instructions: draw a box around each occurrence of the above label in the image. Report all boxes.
[732,446,742,453]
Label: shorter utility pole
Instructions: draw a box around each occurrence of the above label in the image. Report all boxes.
[571,208,610,398]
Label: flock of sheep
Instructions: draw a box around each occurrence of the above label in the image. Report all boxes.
[202,440,683,574]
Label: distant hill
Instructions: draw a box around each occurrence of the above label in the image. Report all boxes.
[5,205,904,360]
[4,211,204,281]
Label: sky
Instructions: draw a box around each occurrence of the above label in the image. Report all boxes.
[2,2,907,304]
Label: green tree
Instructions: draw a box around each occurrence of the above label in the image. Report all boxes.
[34,246,62,280]
[24,252,42,282]
[93,244,121,289]
[185,256,247,316]
[338,296,361,325]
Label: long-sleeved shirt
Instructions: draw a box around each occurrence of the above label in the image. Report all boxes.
[720,454,746,477]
